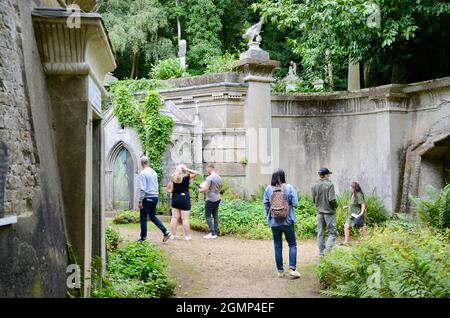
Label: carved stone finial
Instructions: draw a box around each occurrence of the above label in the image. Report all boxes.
[242,18,264,47]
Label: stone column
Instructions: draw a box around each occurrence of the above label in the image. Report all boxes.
[193,112,203,173]
[348,61,361,91]
[32,8,116,296]
[236,43,279,197]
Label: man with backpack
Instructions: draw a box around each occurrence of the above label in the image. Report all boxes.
[311,168,338,257]
[263,169,301,279]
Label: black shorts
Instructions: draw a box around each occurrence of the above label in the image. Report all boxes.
[171,192,191,211]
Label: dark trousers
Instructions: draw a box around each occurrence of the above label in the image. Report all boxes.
[271,224,297,272]
[205,199,220,235]
[140,197,168,239]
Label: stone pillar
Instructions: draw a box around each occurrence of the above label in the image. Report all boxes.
[236,43,279,197]
[348,62,361,91]
[193,112,203,173]
[32,8,116,296]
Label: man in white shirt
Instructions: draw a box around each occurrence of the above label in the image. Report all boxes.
[137,156,171,242]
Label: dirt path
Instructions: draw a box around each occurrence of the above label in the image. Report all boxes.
[113,222,322,298]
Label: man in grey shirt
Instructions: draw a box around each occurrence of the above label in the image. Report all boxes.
[311,167,338,256]
[199,163,222,239]
[137,156,171,243]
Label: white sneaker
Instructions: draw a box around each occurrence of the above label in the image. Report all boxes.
[185,236,192,241]
[203,233,217,239]
[278,271,285,278]
[170,235,177,240]
[288,269,301,279]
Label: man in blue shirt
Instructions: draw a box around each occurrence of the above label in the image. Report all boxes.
[137,156,171,243]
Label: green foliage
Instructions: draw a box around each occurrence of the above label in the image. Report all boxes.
[205,52,238,74]
[185,0,224,72]
[110,85,140,127]
[254,0,450,87]
[412,184,450,230]
[296,195,318,239]
[150,58,187,80]
[190,199,272,239]
[92,242,176,298]
[189,175,204,203]
[113,210,140,224]
[109,78,166,93]
[139,91,175,177]
[190,190,388,240]
[110,80,174,179]
[272,78,326,94]
[105,226,122,252]
[96,0,175,79]
[316,225,450,298]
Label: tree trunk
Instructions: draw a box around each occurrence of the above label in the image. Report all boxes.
[130,51,140,79]
[176,0,181,42]
[325,52,334,91]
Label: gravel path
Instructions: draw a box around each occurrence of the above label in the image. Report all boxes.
[114,222,322,298]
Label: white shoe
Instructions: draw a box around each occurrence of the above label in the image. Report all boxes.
[203,233,217,239]
[288,269,301,279]
[185,236,192,241]
[277,271,285,278]
[170,235,177,240]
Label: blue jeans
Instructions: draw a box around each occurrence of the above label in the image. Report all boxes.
[140,197,168,239]
[205,200,220,235]
[271,224,297,272]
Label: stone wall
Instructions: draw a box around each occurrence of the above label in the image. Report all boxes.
[271,78,450,213]
[159,80,248,190]
[0,0,67,297]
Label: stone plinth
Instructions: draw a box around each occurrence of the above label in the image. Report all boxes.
[236,46,280,197]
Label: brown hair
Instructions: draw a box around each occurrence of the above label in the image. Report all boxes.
[207,163,215,169]
[350,182,365,204]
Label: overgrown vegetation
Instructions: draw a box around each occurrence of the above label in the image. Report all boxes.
[150,58,187,80]
[92,242,176,298]
[98,0,450,89]
[316,224,450,297]
[109,80,174,178]
[113,210,140,225]
[190,190,389,240]
[205,52,238,74]
[412,184,450,230]
[105,226,122,252]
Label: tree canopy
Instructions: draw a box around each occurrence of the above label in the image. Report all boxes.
[97,0,450,90]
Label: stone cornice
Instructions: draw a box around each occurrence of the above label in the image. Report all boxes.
[271,78,450,117]
[32,8,116,95]
[235,58,280,83]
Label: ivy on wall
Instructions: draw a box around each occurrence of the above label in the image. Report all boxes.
[109,79,174,179]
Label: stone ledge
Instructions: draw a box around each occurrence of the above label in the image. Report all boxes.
[0,215,17,227]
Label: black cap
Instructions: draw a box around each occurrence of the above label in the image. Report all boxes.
[318,168,332,176]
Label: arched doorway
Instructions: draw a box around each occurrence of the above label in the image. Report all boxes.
[113,147,134,210]
[400,118,450,213]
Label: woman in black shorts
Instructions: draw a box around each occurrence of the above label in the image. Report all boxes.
[167,164,198,241]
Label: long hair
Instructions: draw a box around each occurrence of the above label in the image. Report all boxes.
[350,182,365,204]
[271,169,286,186]
[171,164,185,184]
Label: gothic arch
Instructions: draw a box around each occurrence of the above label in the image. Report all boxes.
[105,141,139,210]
